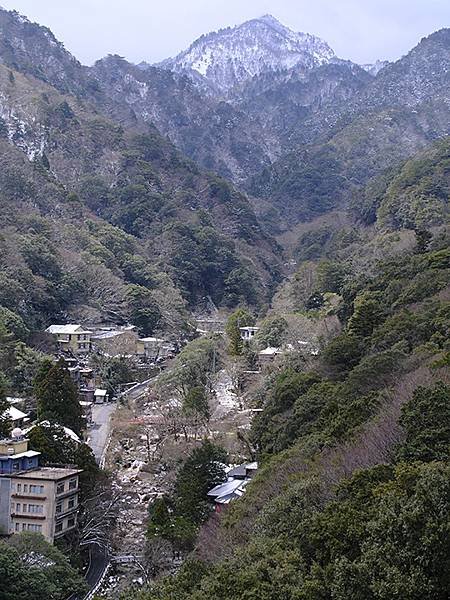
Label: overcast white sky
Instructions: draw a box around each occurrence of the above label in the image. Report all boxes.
[0,0,449,65]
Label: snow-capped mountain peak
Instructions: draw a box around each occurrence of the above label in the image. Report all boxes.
[156,15,336,94]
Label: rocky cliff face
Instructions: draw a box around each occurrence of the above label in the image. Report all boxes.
[95,23,450,186]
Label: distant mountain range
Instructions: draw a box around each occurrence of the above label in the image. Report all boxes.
[0,7,448,231]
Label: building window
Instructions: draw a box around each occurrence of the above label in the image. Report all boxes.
[56,482,65,495]
[55,522,63,533]
[29,485,44,494]
[28,504,43,514]
[22,504,27,513]
[56,502,63,514]
[68,497,77,509]
[27,524,42,532]
[22,523,26,531]
[67,517,75,528]
[15,503,21,512]
[68,479,77,490]
[15,523,20,532]
[16,483,21,492]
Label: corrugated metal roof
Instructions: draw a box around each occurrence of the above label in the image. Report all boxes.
[94,389,107,396]
[259,346,282,355]
[208,478,244,498]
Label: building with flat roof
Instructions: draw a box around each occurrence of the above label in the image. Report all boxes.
[239,326,259,341]
[0,431,82,543]
[46,324,92,355]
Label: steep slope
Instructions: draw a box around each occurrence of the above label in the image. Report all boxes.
[0,59,281,331]
[156,15,335,96]
[91,27,450,188]
[126,172,450,600]
[0,8,274,183]
[92,56,376,183]
[251,29,450,227]
[0,7,90,96]
[369,136,450,229]
[91,55,274,182]
[1,7,447,197]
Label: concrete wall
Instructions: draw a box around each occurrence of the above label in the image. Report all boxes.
[0,478,11,535]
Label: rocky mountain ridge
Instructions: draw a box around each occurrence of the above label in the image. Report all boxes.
[156,15,336,96]
[0,6,448,227]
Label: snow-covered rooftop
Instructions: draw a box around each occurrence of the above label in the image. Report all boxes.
[94,389,107,396]
[92,329,134,340]
[0,450,40,460]
[259,346,282,355]
[5,406,27,421]
[46,324,92,334]
[23,421,81,444]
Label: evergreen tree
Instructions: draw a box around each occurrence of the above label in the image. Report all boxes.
[147,497,172,540]
[317,260,348,294]
[73,442,99,496]
[398,382,450,462]
[323,333,365,375]
[27,423,71,465]
[34,359,84,435]
[257,316,288,348]
[305,291,325,310]
[174,440,227,524]
[183,386,210,422]
[0,372,11,437]
[347,292,384,338]
[225,308,254,355]
[28,423,98,496]
[415,229,433,254]
[0,532,86,600]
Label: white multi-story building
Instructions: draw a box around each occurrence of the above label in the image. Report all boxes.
[0,431,82,543]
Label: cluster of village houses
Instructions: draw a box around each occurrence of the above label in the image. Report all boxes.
[45,323,176,421]
[0,319,315,544]
[0,323,176,545]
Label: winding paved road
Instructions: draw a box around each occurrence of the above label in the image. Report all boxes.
[87,403,116,464]
[87,377,156,464]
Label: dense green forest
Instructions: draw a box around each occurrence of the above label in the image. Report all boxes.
[128,228,449,599]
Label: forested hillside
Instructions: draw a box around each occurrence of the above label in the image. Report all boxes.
[0,58,281,335]
[0,6,448,600]
[129,219,450,600]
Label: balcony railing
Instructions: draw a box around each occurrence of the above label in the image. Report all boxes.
[11,492,47,500]
[11,512,46,520]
